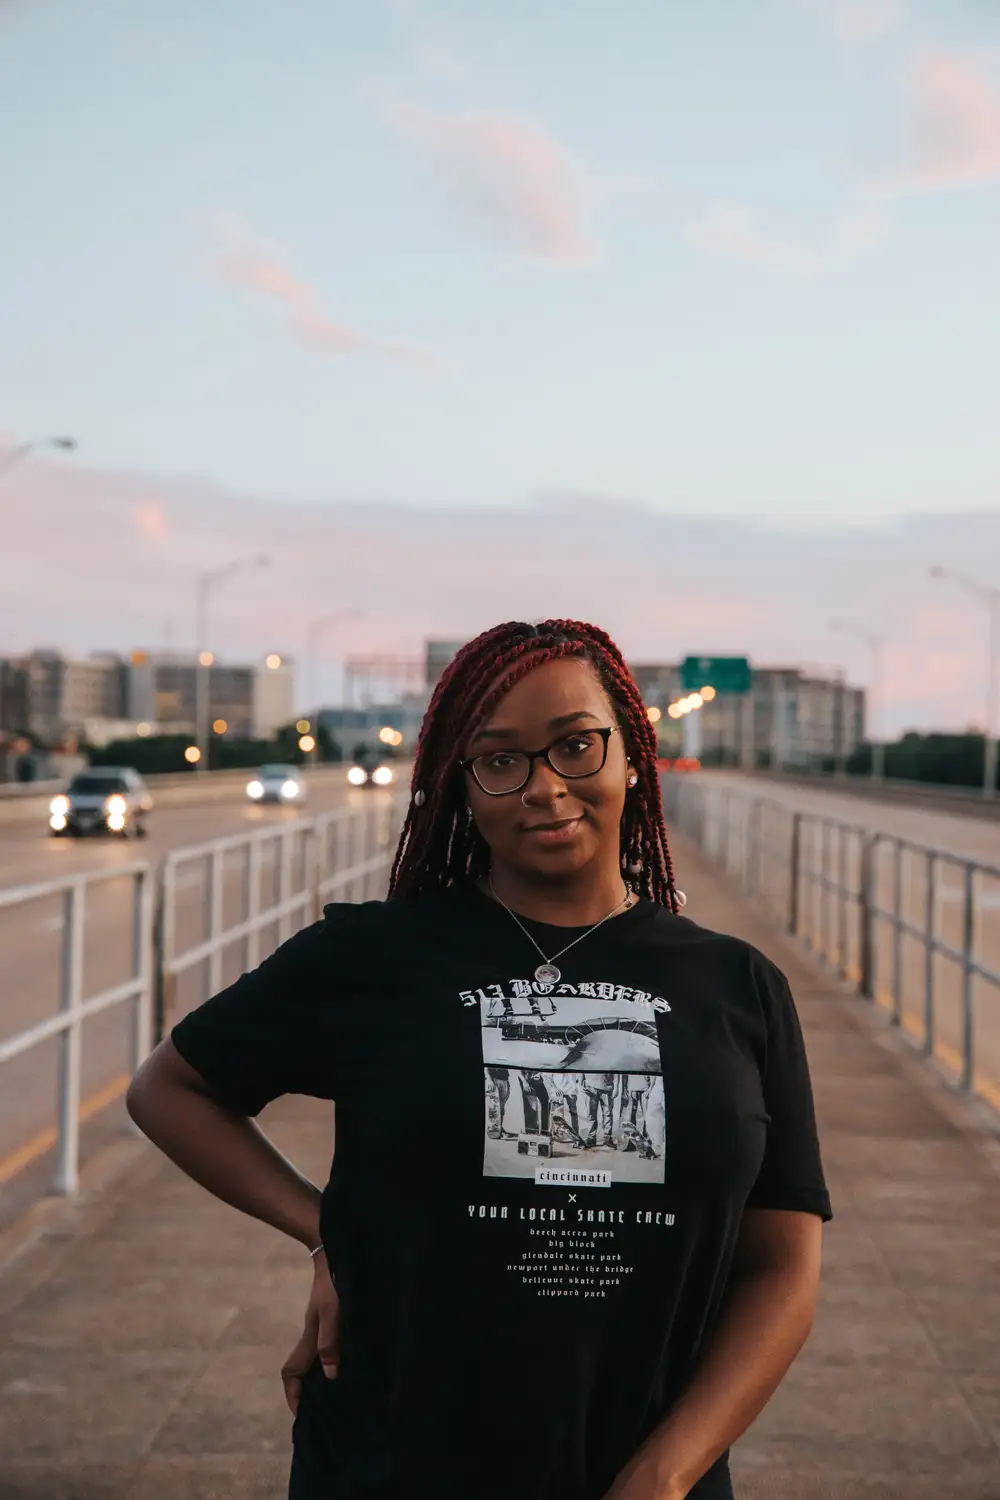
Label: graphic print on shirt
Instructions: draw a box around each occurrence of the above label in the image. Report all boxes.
[479,981,666,1188]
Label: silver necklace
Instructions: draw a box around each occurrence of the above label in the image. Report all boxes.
[487,876,633,986]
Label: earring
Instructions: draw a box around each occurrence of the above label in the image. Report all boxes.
[673,889,688,908]
[413,790,426,808]
[627,770,638,788]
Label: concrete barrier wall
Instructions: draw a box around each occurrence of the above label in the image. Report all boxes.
[737,768,1000,821]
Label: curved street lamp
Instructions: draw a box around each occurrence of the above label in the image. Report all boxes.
[830,618,885,780]
[304,609,363,762]
[0,435,77,479]
[195,555,270,768]
[929,566,1000,799]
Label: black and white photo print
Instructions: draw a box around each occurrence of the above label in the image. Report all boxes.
[480,984,667,1187]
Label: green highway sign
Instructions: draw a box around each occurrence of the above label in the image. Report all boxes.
[680,655,751,695]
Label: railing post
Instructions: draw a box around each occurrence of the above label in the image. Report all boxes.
[278,828,294,943]
[891,841,903,1027]
[366,802,379,900]
[129,866,155,1076]
[788,813,802,935]
[819,819,830,963]
[247,837,262,969]
[859,836,876,1000]
[837,826,848,978]
[923,851,935,1057]
[309,820,324,922]
[54,881,85,1196]
[745,800,756,898]
[153,859,177,1040]
[960,863,975,1092]
[208,848,224,996]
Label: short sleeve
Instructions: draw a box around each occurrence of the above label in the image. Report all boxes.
[170,919,337,1116]
[745,952,832,1222]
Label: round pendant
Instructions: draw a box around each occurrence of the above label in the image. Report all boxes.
[534,963,561,986]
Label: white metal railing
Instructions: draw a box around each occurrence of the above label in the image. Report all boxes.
[0,864,155,1195]
[663,775,1000,1110]
[1,794,408,1199]
[155,794,407,1028]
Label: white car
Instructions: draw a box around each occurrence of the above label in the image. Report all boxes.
[246,764,307,805]
[347,762,395,788]
[49,767,153,838]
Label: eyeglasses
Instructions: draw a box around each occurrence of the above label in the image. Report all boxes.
[461,727,620,797]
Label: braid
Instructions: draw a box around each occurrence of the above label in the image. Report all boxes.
[389,619,681,913]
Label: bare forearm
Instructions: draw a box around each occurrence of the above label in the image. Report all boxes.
[127,1081,322,1249]
[631,1266,815,1498]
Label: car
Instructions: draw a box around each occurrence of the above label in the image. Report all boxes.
[347,762,395,788]
[49,767,153,838]
[246,764,308,805]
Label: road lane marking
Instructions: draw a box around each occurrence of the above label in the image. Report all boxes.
[0,1072,131,1185]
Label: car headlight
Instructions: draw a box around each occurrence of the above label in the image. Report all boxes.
[247,780,264,799]
[347,766,368,786]
[372,765,394,786]
[50,795,69,816]
[281,780,300,799]
[105,795,127,816]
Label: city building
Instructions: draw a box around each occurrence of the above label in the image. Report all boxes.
[318,695,425,757]
[0,650,127,740]
[323,641,468,753]
[425,640,466,692]
[342,656,425,710]
[128,653,295,739]
[631,659,865,769]
[0,649,295,745]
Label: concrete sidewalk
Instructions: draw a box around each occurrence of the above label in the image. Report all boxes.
[1,834,998,1499]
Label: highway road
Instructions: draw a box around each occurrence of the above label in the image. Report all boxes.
[0,768,404,1227]
[683,772,1000,1112]
[706,771,1000,865]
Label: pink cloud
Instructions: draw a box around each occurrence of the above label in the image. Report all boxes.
[380,98,598,265]
[686,198,888,275]
[2,457,998,734]
[133,501,168,542]
[213,214,436,368]
[899,50,1000,192]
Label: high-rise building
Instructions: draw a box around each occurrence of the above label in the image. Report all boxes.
[0,650,127,739]
[628,659,865,769]
[425,639,467,692]
[0,648,295,744]
[127,653,295,738]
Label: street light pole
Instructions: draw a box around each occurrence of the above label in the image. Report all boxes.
[304,609,362,763]
[826,664,848,778]
[929,566,1000,799]
[830,619,885,780]
[0,435,77,480]
[194,555,269,769]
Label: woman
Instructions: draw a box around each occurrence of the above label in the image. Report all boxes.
[127,618,831,1500]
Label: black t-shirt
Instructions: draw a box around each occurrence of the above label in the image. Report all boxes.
[171,884,831,1500]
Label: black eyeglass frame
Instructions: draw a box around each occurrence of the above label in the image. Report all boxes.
[460,726,620,797]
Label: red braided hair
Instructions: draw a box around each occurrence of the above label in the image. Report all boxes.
[388,620,680,912]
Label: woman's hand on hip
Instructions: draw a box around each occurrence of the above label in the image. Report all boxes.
[281,1251,341,1416]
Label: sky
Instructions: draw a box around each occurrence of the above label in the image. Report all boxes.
[1,0,999,732]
